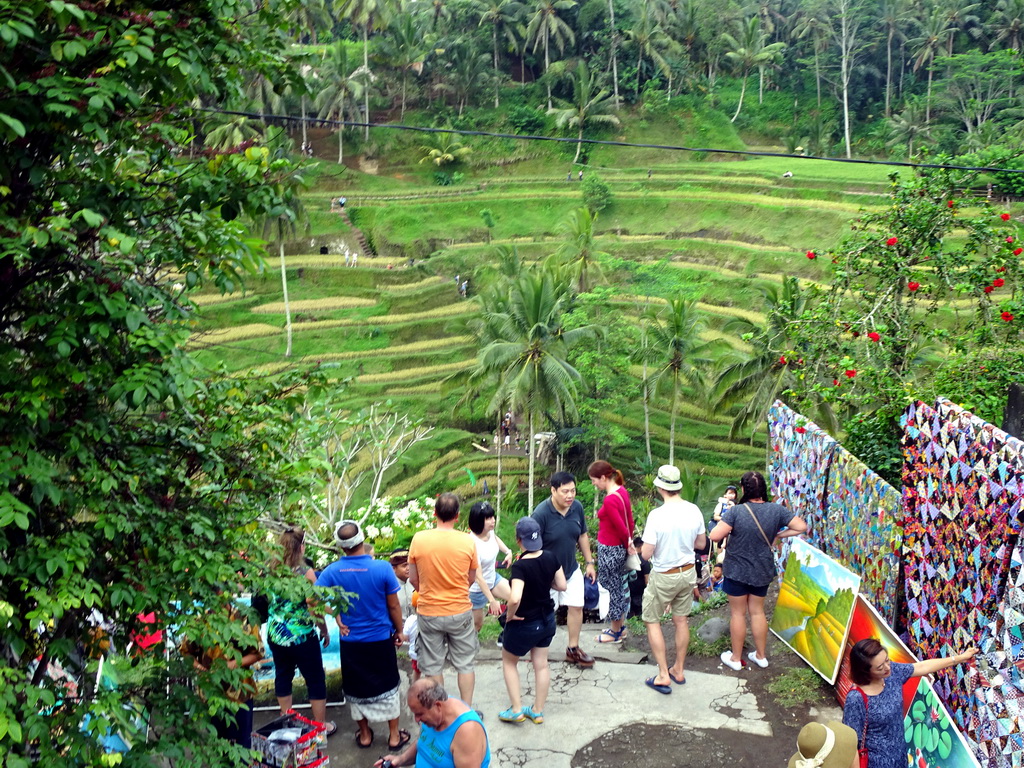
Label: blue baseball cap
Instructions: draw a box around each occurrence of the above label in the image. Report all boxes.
[515,517,543,551]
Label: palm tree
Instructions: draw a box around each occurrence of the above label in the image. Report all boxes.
[439,43,492,117]
[607,0,621,108]
[908,11,954,123]
[525,0,577,109]
[623,0,680,96]
[475,0,524,108]
[418,131,472,166]
[546,60,620,164]
[283,0,333,44]
[721,17,786,123]
[991,0,1024,52]
[316,42,366,164]
[876,0,910,117]
[941,0,981,55]
[886,99,931,157]
[551,207,609,292]
[792,11,832,109]
[645,299,721,465]
[378,13,429,120]
[711,277,837,441]
[466,267,595,509]
[204,110,262,152]
[335,0,402,140]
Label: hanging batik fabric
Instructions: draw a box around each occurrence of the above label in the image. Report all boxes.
[901,398,1024,749]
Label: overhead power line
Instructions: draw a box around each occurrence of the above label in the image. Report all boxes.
[203,107,1024,175]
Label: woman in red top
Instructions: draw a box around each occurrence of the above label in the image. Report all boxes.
[589,460,635,644]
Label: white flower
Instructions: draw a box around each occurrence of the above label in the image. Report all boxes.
[381,526,393,538]
[366,524,380,538]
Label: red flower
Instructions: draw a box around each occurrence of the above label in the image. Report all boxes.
[867,332,881,342]
[806,250,816,259]
[1015,248,1023,255]
[985,286,995,293]
[948,200,955,208]
[852,331,860,338]
[886,237,898,246]
[908,281,920,291]
[833,379,840,386]
[1002,311,1015,322]
[1003,213,1012,221]
[779,356,787,365]
[794,426,807,434]
[994,278,1005,287]
[997,267,1008,272]
[845,369,857,378]
[1009,237,1016,244]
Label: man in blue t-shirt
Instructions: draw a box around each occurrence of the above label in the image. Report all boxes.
[375,679,490,768]
[317,521,409,751]
[531,471,596,668]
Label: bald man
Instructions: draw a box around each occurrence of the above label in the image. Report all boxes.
[374,679,490,768]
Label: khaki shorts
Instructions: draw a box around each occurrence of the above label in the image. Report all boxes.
[641,568,696,623]
[417,611,479,676]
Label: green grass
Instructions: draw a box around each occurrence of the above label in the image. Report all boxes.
[766,666,832,708]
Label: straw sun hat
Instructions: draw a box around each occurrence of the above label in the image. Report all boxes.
[787,721,859,768]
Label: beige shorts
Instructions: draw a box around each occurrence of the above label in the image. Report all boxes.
[417,611,478,676]
[641,568,696,623]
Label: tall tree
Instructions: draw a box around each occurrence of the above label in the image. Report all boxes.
[876,0,910,117]
[336,0,403,140]
[909,10,954,123]
[551,206,611,292]
[466,268,595,509]
[792,10,832,109]
[721,16,785,123]
[316,42,366,163]
[475,0,525,108]
[885,98,931,156]
[990,0,1024,53]
[378,12,429,120]
[830,0,867,158]
[645,299,721,465]
[526,0,578,109]
[547,60,621,164]
[935,50,1017,135]
[624,0,680,96]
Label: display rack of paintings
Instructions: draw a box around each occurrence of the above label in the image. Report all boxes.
[770,538,860,683]
[901,399,1024,734]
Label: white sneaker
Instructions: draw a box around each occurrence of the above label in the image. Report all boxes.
[720,651,744,671]
[747,651,769,668]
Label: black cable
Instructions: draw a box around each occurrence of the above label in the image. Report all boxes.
[200,107,1024,176]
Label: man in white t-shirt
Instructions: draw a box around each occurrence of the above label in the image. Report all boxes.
[640,465,707,694]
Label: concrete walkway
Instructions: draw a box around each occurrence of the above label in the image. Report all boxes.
[258,623,789,767]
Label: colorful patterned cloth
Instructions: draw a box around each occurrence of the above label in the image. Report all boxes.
[964,661,1024,768]
[901,398,1023,742]
[768,400,902,624]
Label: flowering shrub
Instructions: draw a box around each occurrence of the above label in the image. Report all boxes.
[352,496,437,551]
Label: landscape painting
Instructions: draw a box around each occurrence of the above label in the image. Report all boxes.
[770,538,860,683]
[835,595,919,713]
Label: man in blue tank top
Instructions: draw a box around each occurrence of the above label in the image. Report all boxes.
[374,679,490,768]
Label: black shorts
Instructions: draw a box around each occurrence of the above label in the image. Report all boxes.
[721,577,769,598]
[502,612,556,657]
[269,633,327,700]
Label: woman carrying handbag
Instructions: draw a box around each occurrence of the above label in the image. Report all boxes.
[843,638,977,768]
[708,470,807,671]
[589,460,634,645]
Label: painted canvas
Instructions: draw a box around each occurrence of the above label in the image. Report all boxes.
[905,676,982,768]
[770,538,860,683]
[835,595,919,714]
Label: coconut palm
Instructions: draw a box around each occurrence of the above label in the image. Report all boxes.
[378,12,429,120]
[547,60,620,164]
[721,16,786,123]
[335,0,402,139]
[438,43,492,117]
[940,0,982,55]
[645,299,722,465]
[991,0,1024,52]
[792,11,832,109]
[551,207,609,293]
[908,11,954,122]
[204,110,262,152]
[475,0,525,108]
[466,267,595,509]
[712,277,837,442]
[623,0,681,96]
[886,99,931,157]
[418,131,472,166]
[316,42,366,164]
[525,0,577,109]
[875,0,911,116]
[282,0,333,44]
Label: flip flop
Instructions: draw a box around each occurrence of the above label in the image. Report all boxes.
[645,676,672,695]
[324,721,337,738]
[355,727,374,748]
[388,729,411,750]
[669,672,686,685]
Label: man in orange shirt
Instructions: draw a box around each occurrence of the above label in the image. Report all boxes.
[409,493,481,708]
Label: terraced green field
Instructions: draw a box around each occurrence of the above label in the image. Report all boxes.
[189,116,1005,513]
